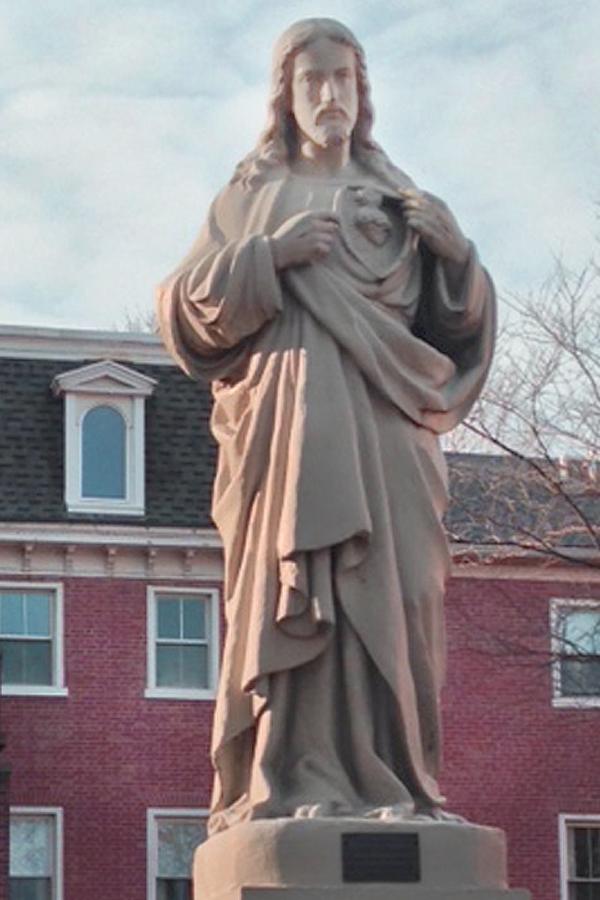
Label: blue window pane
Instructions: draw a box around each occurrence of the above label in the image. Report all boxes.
[156,646,181,687]
[157,599,181,639]
[182,645,208,688]
[156,645,208,689]
[563,610,600,655]
[25,596,50,638]
[1,595,24,635]
[182,600,205,640]
[1,641,52,685]
[81,406,126,499]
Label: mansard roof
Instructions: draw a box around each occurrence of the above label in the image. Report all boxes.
[0,326,215,528]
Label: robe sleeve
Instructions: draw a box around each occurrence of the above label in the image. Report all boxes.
[429,242,491,340]
[156,187,283,381]
[412,241,495,373]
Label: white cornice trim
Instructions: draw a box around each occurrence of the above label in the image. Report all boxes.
[0,522,222,549]
[52,359,157,396]
[0,325,173,365]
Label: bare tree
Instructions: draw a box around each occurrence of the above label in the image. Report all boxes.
[446,254,600,568]
[114,306,158,334]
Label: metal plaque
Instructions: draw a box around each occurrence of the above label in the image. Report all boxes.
[341,832,421,883]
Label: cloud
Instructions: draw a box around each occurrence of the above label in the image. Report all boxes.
[1,0,599,328]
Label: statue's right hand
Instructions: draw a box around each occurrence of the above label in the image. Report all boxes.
[271,211,339,270]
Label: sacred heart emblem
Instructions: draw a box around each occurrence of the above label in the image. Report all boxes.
[334,185,413,279]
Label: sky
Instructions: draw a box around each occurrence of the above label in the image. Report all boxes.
[2,0,599,330]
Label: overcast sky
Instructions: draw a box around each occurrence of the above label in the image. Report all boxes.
[2,0,599,330]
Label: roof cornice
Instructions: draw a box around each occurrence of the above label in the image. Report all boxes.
[0,324,173,365]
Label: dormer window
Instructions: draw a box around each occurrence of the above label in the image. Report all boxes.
[82,406,126,499]
[52,360,156,516]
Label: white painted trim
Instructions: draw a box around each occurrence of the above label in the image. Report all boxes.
[0,523,221,548]
[146,586,220,701]
[0,581,66,695]
[2,686,69,697]
[550,598,600,707]
[558,814,600,900]
[52,360,157,397]
[146,807,209,900]
[61,390,149,516]
[0,324,173,365]
[10,806,64,900]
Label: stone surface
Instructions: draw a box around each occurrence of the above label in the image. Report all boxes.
[159,15,496,834]
[194,819,530,900]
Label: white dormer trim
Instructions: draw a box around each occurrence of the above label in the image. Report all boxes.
[52,360,157,516]
[52,359,157,398]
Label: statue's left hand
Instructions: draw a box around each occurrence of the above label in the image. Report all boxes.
[400,190,469,267]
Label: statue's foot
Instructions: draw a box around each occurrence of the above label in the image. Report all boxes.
[294,800,356,819]
[411,805,467,823]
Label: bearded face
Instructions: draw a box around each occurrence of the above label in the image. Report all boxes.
[290,37,359,152]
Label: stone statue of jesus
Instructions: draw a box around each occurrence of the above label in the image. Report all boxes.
[158,17,495,836]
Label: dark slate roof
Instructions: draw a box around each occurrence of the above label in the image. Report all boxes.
[0,357,216,527]
[445,451,599,551]
[1,347,596,551]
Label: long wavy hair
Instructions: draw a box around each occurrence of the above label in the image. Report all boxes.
[231,18,408,191]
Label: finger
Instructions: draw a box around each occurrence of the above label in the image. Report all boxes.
[313,224,339,238]
[314,239,334,256]
[405,212,438,233]
[398,188,422,200]
[313,211,340,224]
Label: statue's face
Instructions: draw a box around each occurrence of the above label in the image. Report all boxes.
[291,36,359,152]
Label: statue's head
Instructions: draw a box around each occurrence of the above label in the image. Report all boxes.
[232,18,407,191]
[267,18,374,162]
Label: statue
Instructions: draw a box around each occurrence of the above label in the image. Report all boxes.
[157,18,495,836]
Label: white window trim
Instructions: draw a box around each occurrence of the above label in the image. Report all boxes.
[147,807,209,900]
[559,813,600,900]
[145,585,220,701]
[1,582,68,697]
[10,806,64,900]
[52,360,156,517]
[551,598,600,708]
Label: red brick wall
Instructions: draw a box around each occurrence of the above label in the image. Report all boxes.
[442,575,600,900]
[3,571,599,900]
[0,768,9,900]
[3,576,217,900]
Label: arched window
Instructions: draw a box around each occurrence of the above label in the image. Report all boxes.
[81,405,126,499]
[53,359,156,515]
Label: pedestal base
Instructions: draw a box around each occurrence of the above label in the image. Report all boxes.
[194,818,530,900]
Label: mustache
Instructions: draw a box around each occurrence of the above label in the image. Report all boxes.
[316,106,349,124]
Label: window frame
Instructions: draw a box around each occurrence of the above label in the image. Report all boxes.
[559,814,600,900]
[52,360,156,517]
[551,598,600,708]
[9,806,64,900]
[0,582,67,697]
[145,586,220,701]
[146,807,208,900]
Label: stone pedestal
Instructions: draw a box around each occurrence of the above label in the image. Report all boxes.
[194,818,530,900]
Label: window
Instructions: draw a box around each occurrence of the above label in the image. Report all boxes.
[147,810,207,900]
[81,406,126,499]
[146,588,219,700]
[52,360,156,516]
[0,584,66,697]
[560,816,600,900]
[10,808,63,900]
[551,600,600,707]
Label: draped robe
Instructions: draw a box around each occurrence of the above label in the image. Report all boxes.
[157,166,495,834]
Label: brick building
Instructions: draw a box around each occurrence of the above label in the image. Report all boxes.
[0,324,598,900]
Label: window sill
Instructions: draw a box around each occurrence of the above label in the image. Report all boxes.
[1,686,69,698]
[145,687,216,702]
[66,501,145,516]
[552,695,600,709]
